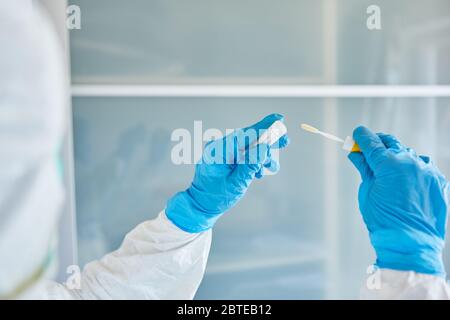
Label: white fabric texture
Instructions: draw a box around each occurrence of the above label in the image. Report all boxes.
[361,268,450,300]
[0,1,67,296]
[26,212,212,300]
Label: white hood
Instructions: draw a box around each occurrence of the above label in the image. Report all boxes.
[0,0,67,297]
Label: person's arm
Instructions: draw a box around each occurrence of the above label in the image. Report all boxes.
[348,126,450,299]
[39,212,211,299]
[36,114,289,300]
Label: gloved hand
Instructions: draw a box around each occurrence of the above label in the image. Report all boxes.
[348,126,449,276]
[166,114,290,233]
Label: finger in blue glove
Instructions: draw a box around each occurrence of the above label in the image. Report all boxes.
[166,114,289,233]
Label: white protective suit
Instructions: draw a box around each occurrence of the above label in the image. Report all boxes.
[0,1,448,300]
[29,212,212,299]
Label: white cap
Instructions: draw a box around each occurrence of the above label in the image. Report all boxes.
[343,136,356,151]
[258,121,287,175]
[257,120,288,146]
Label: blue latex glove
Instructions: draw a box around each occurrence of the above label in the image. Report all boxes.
[166,114,290,233]
[348,126,449,276]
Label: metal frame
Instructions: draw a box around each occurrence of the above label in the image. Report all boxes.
[71,84,450,97]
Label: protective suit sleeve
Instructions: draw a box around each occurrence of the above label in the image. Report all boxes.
[37,211,212,299]
[360,269,450,300]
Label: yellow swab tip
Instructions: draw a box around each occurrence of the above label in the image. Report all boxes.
[300,123,319,133]
[351,144,361,152]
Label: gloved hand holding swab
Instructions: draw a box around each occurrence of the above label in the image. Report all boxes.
[300,123,360,152]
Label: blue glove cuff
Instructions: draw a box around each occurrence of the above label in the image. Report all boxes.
[165,191,221,233]
[370,229,445,277]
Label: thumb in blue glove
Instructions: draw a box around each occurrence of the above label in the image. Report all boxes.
[166,114,290,233]
[348,126,449,276]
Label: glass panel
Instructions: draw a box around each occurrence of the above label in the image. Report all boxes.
[69,0,324,84]
[72,97,450,299]
[69,0,450,84]
[338,0,450,84]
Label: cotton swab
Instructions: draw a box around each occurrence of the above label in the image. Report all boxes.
[300,123,360,152]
